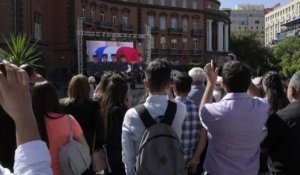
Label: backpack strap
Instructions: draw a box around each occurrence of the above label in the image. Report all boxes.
[161,100,177,126]
[67,115,73,142]
[135,104,156,129]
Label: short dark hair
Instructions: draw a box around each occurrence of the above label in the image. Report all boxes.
[20,64,35,78]
[222,61,251,93]
[173,73,192,94]
[145,59,171,92]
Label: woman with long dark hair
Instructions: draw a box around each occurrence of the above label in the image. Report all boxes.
[259,71,289,175]
[100,73,132,175]
[262,71,289,114]
[31,81,89,175]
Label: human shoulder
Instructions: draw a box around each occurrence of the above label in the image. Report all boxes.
[276,102,300,121]
[186,98,198,106]
[124,107,140,122]
[111,106,128,118]
[170,99,185,108]
[169,100,186,121]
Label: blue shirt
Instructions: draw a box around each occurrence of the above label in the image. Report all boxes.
[175,96,202,163]
[122,95,186,175]
[201,93,268,175]
[188,85,205,106]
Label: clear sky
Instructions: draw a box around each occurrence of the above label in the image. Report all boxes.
[220,0,292,9]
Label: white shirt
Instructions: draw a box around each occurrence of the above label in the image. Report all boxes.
[122,95,186,175]
[0,140,52,175]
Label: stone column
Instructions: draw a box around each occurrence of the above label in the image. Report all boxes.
[217,21,224,52]
[224,24,229,52]
[207,19,213,51]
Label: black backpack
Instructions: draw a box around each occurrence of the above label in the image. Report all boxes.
[134,101,187,175]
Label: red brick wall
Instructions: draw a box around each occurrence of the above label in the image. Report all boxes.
[0,0,13,40]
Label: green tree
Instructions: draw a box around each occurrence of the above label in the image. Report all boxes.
[273,37,300,78]
[230,32,276,75]
[0,34,41,67]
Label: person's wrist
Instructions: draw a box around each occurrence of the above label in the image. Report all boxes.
[207,81,216,87]
[13,110,36,125]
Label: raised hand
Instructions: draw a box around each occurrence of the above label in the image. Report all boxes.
[0,61,39,145]
[0,61,33,121]
[204,60,219,86]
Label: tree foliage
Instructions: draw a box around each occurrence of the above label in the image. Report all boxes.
[0,34,41,67]
[273,37,300,79]
[230,32,277,76]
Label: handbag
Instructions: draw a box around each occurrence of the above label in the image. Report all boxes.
[92,131,111,174]
[59,115,91,175]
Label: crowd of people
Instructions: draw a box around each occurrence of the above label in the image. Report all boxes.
[0,58,300,175]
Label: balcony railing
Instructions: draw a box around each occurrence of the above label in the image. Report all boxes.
[183,50,192,55]
[151,49,168,55]
[84,18,95,26]
[97,21,114,29]
[151,27,160,34]
[191,29,203,36]
[120,24,133,32]
[168,28,183,34]
[192,50,204,56]
[169,49,184,55]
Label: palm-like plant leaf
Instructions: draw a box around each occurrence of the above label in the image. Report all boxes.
[0,34,42,67]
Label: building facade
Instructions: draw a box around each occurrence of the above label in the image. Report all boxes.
[229,4,265,45]
[80,0,230,64]
[0,0,76,76]
[265,0,300,46]
[0,0,230,74]
[276,16,300,42]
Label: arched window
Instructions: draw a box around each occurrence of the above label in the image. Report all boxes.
[182,16,189,32]
[91,6,95,21]
[122,9,130,27]
[82,3,86,17]
[160,15,166,30]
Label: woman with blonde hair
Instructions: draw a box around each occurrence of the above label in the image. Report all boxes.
[93,72,113,101]
[60,74,101,167]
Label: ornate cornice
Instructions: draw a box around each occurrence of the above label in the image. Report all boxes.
[99,0,230,23]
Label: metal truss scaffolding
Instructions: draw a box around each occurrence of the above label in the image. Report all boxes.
[76,17,151,74]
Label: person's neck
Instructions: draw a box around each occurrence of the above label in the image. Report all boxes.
[192,83,203,87]
[175,92,188,97]
[149,91,166,96]
[289,98,299,103]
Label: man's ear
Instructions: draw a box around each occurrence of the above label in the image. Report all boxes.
[290,86,299,100]
[143,79,149,89]
[221,80,227,92]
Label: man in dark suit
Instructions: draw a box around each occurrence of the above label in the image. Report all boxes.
[261,71,300,175]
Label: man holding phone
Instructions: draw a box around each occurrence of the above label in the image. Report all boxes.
[200,60,268,175]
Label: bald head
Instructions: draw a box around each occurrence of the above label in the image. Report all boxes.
[289,71,300,99]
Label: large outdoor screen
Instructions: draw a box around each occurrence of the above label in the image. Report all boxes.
[86,40,143,63]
